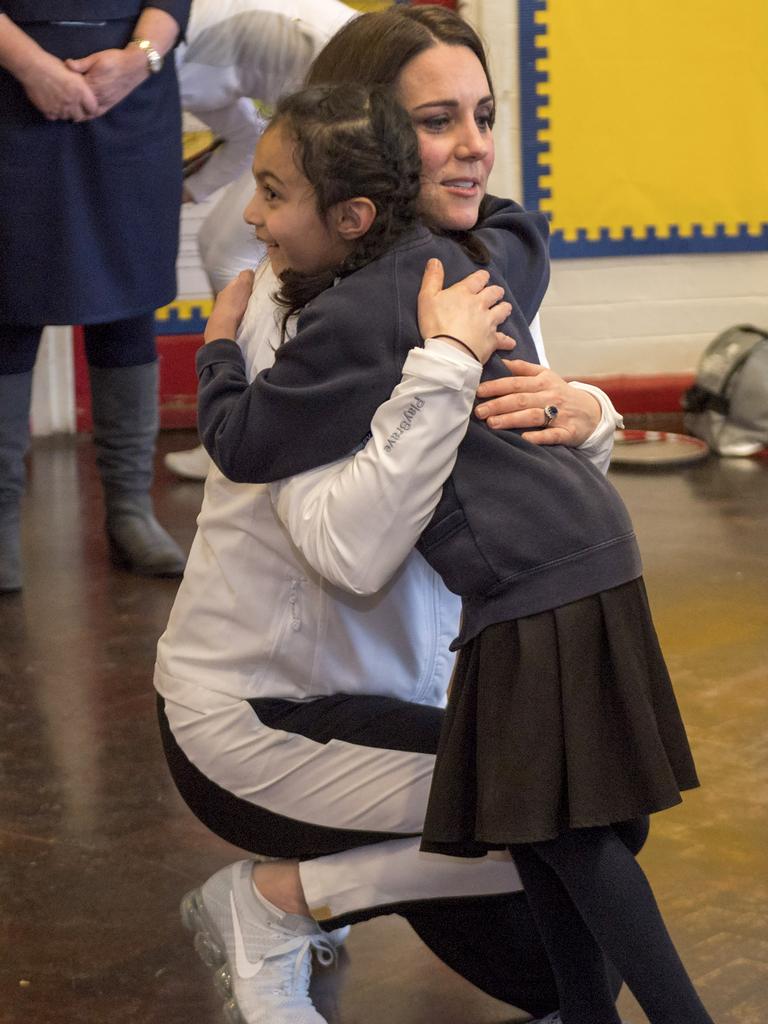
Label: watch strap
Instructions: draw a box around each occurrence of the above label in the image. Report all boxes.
[131,37,163,75]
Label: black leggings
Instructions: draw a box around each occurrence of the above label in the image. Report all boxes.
[510,825,714,1024]
[0,314,157,375]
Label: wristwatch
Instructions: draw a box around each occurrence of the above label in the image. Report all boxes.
[131,37,163,74]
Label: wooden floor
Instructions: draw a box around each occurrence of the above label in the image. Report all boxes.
[2,431,766,1024]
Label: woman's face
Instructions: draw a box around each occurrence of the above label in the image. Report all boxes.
[396,43,495,231]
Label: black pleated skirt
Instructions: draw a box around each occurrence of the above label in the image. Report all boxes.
[421,578,699,855]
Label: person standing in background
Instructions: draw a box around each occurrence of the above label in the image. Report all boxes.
[0,1,190,592]
[164,0,355,481]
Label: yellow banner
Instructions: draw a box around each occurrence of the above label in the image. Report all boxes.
[521,0,768,256]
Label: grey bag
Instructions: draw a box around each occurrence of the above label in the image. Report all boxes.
[682,324,768,456]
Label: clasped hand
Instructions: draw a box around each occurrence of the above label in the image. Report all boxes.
[22,53,98,121]
[24,45,148,121]
[65,46,149,118]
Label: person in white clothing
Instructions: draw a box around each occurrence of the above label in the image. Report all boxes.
[165,0,355,480]
[154,8,639,1024]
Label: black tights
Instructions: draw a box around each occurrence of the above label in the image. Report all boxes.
[406,818,649,1019]
[510,825,713,1024]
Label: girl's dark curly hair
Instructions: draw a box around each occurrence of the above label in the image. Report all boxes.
[271,83,422,327]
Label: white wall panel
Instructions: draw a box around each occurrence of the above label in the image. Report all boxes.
[30,327,75,437]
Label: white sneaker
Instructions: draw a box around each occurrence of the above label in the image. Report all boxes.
[181,860,335,1024]
[164,443,211,481]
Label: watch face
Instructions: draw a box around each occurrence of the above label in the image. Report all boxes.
[133,38,163,73]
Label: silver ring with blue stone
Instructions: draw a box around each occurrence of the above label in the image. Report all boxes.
[542,404,559,427]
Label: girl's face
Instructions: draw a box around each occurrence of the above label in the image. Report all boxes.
[396,43,495,232]
[244,124,352,276]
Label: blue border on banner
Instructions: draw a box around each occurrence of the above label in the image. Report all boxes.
[519,0,549,216]
[517,0,768,259]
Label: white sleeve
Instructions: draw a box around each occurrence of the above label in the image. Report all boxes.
[568,383,624,473]
[183,100,265,203]
[532,314,620,471]
[530,313,548,366]
[271,342,482,595]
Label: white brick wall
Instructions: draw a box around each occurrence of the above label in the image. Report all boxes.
[467,0,768,379]
[541,252,768,377]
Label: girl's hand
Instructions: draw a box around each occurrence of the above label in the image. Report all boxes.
[475,359,602,446]
[204,270,255,343]
[418,258,516,365]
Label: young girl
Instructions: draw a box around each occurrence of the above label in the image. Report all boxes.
[198,83,712,1024]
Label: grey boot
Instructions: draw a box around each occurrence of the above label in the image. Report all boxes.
[0,371,33,593]
[89,362,186,578]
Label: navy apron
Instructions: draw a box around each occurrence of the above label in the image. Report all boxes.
[0,9,184,326]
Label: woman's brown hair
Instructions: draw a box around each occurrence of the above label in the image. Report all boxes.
[307,4,493,263]
[307,5,494,103]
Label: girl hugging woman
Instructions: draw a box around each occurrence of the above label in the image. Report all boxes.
[194,79,711,1024]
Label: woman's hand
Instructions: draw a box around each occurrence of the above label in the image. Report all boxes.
[0,14,96,119]
[65,45,149,117]
[475,359,602,446]
[418,258,516,365]
[20,53,98,121]
[204,270,255,343]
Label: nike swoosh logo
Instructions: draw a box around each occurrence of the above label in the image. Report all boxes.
[231,891,264,979]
